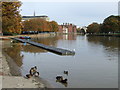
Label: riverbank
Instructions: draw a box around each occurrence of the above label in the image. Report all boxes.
[0,40,52,89]
[86,33,120,37]
[0,33,56,40]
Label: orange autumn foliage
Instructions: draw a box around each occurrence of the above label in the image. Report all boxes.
[23,18,59,32]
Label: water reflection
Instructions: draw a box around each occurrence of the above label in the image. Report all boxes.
[56,79,68,87]
[86,36,119,49]
[2,35,118,88]
[86,36,119,61]
[3,43,23,67]
[57,34,77,40]
[22,44,47,54]
[31,35,58,47]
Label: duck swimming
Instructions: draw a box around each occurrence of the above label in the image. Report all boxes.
[61,79,68,83]
[56,77,68,87]
[64,71,68,75]
[56,76,63,81]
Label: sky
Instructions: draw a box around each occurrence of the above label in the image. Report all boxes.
[20,0,118,27]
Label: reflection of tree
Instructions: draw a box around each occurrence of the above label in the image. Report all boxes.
[32,36,58,46]
[21,36,58,53]
[3,43,23,67]
[87,36,119,52]
[22,45,47,53]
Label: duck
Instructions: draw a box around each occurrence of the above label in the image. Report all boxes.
[29,66,37,75]
[64,70,68,75]
[26,74,33,79]
[56,75,68,87]
[56,76,63,81]
[34,72,40,77]
[61,79,68,83]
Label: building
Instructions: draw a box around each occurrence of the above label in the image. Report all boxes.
[22,11,49,21]
[22,15,49,21]
[81,26,87,32]
[58,23,77,33]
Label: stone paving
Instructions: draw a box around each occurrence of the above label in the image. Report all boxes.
[0,40,2,90]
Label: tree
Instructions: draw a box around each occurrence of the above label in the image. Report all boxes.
[2,1,22,35]
[23,19,59,32]
[49,21,59,32]
[86,22,100,34]
[0,2,2,34]
[101,15,120,33]
[76,27,81,33]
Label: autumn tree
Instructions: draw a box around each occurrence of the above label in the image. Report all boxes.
[76,27,81,33]
[86,22,100,34]
[100,15,120,33]
[2,1,22,35]
[23,19,59,32]
[49,21,59,32]
[0,2,2,34]
[23,19,49,32]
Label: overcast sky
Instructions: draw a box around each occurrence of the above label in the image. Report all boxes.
[20,0,118,27]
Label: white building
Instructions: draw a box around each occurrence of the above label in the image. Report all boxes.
[22,15,49,21]
[22,11,49,21]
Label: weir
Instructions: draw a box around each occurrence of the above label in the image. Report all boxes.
[12,38,75,56]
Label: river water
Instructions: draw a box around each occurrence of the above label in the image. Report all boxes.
[3,34,119,88]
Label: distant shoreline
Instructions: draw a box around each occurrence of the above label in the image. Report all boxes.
[86,33,120,37]
[1,33,120,40]
[0,33,56,40]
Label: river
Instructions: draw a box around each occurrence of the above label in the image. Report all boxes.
[2,34,119,88]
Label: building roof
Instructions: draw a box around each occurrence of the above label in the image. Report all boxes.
[22,15,48,18]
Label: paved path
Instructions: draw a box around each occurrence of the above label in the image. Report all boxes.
[0,40,3,90]
[2,76,45,88]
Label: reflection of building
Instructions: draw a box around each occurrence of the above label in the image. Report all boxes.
[22,11,49,21]
[58,34,76,40]
[58,23,77,33]
[0,31,2,36]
